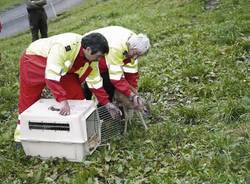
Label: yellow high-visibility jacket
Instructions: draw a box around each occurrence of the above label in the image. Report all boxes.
[26,33,108,104]
[85,26,139,97]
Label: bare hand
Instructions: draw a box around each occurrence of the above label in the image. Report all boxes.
[59,100,70,116]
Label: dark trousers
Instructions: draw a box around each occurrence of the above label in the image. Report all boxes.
[84,71,115,103]
[27,9,48,42]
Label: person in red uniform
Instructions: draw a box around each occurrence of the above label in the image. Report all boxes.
[84,26,151,109]
[14,32,121,142]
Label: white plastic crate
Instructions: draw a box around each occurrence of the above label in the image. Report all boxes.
[19,99,101,162]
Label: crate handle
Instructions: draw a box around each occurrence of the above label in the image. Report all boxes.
[48,106,60,111]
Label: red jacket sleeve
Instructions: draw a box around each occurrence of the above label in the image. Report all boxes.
[45,79,67,102]
[89,87,110,105]
[124,72,139,90]
[110,77,131,97]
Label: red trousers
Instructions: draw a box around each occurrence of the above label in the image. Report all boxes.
[18,53,84,123]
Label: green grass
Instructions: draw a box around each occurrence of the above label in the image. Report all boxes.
[1,0,250,183]
[0,0,23,12]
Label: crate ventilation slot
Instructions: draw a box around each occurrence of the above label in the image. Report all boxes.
[28,122,70,131]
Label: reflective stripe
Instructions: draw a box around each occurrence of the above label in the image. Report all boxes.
[109,73,122,80]
[86,70,103,89]
[87,75,101,82]
[45,72,61,81]
[109,64,122,71]
[47,63,62,74]
[65,60,72,68]
[87,81,103,89]
[123,59,138,73]
[123,66,138,73]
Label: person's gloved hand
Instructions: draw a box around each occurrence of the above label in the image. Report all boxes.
[129,93,144,110]
[105,102,122,119]
[129,93,150,115]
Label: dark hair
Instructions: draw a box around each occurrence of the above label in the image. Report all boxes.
[81,33,109,54]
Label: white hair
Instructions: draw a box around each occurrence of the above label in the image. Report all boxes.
[127,33,150,55]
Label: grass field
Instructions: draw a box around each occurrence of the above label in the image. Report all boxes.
[0,0,23,12]
[0,0,250,183]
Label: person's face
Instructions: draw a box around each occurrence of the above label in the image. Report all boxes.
[84,47,103,61]
[127,48,143,60]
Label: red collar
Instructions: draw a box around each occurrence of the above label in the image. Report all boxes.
[77,47,91,64]
[123,58,131,64]
[78,47,86,60]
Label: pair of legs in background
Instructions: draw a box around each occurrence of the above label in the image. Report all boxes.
[27,9,48,42]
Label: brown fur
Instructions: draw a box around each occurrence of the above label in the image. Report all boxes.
[113,89,150,132]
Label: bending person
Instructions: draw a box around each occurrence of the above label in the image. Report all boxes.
[84,26,151,110]
[15,32,120,142]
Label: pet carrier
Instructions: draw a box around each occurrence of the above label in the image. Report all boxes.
[20,99,126,162]
[19,99,101,162]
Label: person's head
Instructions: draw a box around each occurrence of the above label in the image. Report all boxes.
[126,33,150,60]
[81,33,109,61]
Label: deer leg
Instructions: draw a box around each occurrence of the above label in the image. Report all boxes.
[136,111,148,130]
[123,106,128,134]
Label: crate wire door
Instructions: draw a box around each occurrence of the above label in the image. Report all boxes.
[85,109,101,153]
[97,106,125,143]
